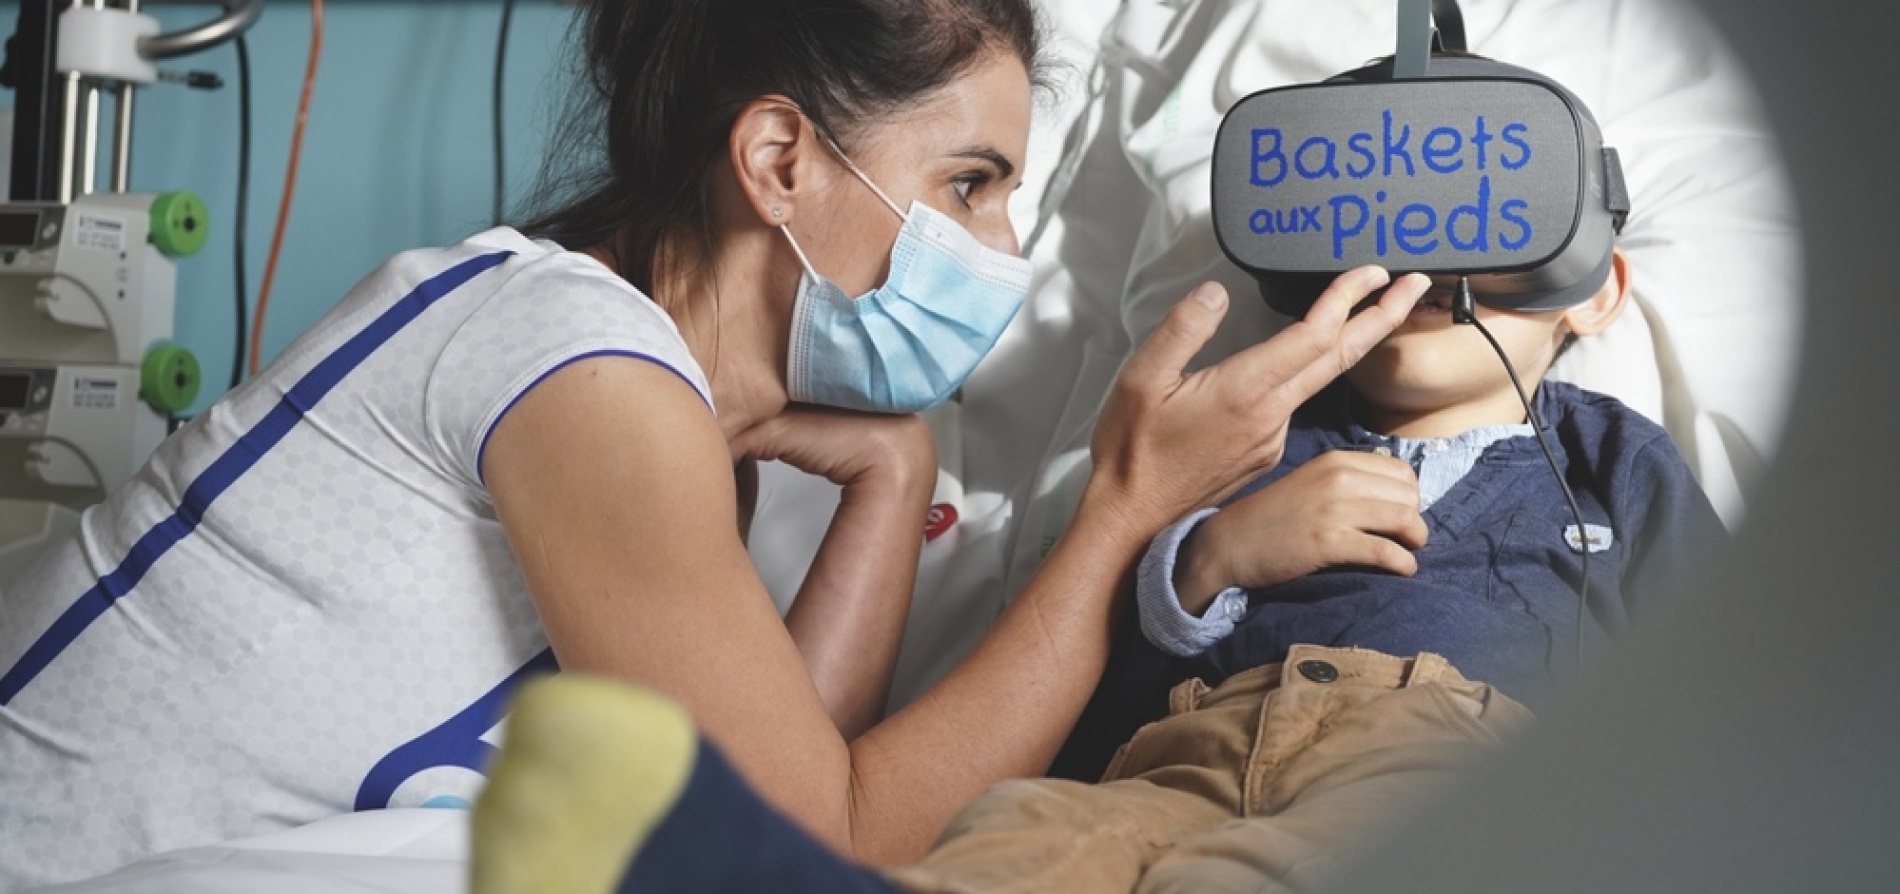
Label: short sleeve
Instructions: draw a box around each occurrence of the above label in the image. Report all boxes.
[422,251,713,494]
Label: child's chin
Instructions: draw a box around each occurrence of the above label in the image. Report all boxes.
[1348,346,1466,400]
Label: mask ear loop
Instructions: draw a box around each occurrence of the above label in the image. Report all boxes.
[814,131,909,223]
[778,124,910,277]
[779,223,820,280]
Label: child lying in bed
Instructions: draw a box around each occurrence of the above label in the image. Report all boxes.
[874,201,1730,888]
[1047,245,1732,784]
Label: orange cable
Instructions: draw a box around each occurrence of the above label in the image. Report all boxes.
[248,0,324,379]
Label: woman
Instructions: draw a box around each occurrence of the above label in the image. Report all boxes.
[0,1,1422,889]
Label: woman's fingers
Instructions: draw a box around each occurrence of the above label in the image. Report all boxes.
[1221,269,1429,409]
[728,414,787,462]
[1204,266,1389,394]
[1118,282,1230,391]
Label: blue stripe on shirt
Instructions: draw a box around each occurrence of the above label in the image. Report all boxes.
[0,250,514,706]
[353,646,558,811]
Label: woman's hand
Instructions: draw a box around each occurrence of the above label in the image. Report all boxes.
[1174,450,1430,614]
[730,406,937,496]
[1086,267,1431,543]
[730,406,937,739]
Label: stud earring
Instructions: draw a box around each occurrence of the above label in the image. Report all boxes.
[771,207,784,219]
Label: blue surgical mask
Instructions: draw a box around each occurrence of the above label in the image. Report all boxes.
[780,142,1030,414]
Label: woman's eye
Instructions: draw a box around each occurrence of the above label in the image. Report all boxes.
[952,174,989,204]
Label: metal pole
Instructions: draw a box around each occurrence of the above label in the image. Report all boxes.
[111,0,139,193]
[74,0,113,197]
[111,85,134,193]
[57,70,81,203]
[80,79,100,197]
[11,0,67,202]
[139,0,261,60]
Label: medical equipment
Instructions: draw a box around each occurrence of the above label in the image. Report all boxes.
[1210,0,1631,318]
[0,0,259,578]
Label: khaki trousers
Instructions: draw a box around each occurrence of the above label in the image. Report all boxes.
[888,646,1534,894]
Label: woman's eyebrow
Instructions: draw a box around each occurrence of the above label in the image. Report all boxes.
[948,147,1017,179]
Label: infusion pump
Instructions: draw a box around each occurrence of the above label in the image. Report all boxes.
[0,190,205,577]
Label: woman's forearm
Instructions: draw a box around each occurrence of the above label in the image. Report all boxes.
[827,484,1152,866]
[784,470,934,740]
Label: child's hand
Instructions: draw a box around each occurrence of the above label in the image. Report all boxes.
[1174,451,1429,613]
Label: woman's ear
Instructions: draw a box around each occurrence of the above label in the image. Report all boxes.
[728,97,815,227]
[1562,248,1632,337]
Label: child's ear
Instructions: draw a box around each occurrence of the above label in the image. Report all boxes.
[1561,249,1631,337]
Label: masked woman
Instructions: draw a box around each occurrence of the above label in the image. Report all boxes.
[0,1,1422,888]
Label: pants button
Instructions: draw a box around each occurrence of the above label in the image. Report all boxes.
[1297,659,1339,683]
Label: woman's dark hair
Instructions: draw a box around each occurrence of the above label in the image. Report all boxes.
[519,0,1045,296]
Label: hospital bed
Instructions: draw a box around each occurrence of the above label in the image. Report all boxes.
[29,0,1799,890]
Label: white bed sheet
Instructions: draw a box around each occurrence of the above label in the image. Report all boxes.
[33,810,467,894]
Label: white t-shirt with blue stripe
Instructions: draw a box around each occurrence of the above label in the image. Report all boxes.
[0,227,711,890]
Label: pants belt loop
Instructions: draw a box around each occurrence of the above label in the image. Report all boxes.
[1167,677,1211,715]
[1403,652,1453,687]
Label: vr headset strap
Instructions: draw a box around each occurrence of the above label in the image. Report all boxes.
[1433,0,1469,53]
[1398,0,1471,78]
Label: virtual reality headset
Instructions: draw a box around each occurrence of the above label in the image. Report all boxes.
[1211,53,1631,318]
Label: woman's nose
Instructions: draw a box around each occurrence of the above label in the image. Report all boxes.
[984,217,1022,258]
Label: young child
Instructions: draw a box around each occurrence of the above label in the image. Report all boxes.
[1049,246,1731,781]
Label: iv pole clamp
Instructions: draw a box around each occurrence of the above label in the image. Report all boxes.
[53,0,261,201]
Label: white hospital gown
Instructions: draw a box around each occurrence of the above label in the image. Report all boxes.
[0,228,712,891]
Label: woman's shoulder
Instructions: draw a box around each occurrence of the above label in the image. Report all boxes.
[414,229,716,490]
[462,228,666,311]
[429,228,710,397]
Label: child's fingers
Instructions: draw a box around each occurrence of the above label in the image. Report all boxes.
[1302,450,1421,486]
[1321,514,1424,577]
